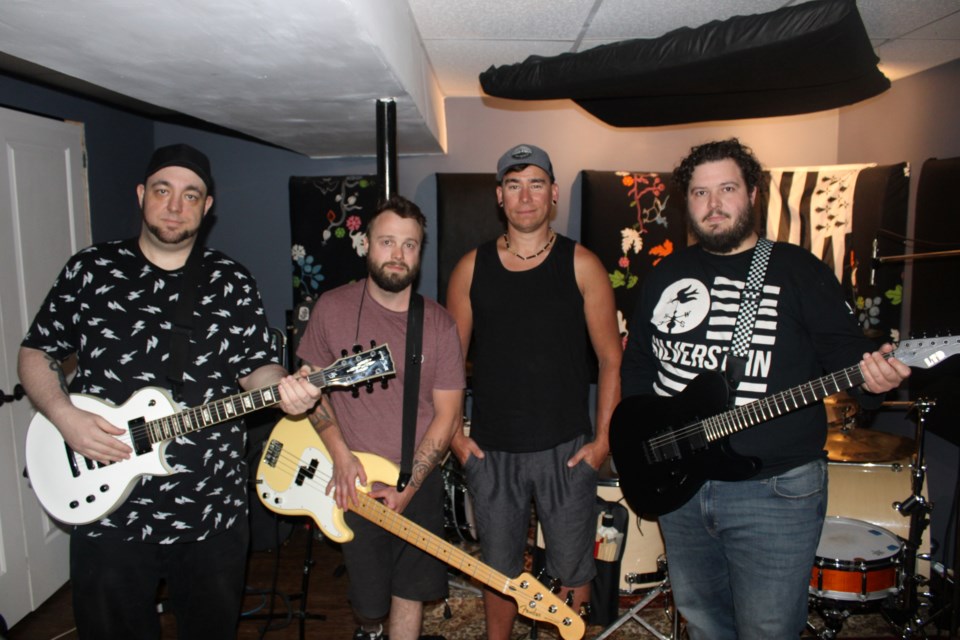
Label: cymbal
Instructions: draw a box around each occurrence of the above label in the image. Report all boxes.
[825,426,915,463]
[824,391,859,426]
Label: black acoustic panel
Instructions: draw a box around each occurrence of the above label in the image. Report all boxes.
[436,173,503,306]
[909,156,960,434]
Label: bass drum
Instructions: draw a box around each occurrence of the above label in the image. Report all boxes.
[826,458,929,578]
[597,456,666,592]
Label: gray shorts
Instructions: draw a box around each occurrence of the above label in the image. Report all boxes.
[464,433,598,587]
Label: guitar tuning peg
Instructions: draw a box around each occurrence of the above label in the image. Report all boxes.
[380,379,389,390]
[351,387,360,398]
[365,381,374,393]
[564,589,575,606]
[341,349,349,358]
[579,601,593,620]
[547,576,561,594]
[369,339,377,348]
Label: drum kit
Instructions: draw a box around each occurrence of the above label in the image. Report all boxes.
[440,397,944,639]
[806,393,946,639]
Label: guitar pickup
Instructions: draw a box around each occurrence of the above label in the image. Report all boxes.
[128,417,152,455]
[294,458,319,487]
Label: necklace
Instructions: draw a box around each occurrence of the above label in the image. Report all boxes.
[503,229,556,261]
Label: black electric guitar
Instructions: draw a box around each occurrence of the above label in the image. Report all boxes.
[256,417,586,640]
[25,345,394,525]
[611,336,960,516]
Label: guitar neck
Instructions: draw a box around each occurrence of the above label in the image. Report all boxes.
[142,369,330,445]
[353,491,513,592]
[704,360,867,441]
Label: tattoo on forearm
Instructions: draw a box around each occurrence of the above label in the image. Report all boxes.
[307,403,336,434]
[44,354,69,394]
[409,438,446,490]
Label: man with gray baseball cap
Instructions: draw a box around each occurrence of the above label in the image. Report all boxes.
[445,144,622,639]
[495,143,555,183]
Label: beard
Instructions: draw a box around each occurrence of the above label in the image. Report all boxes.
[143,208,201,245]
[368,257,420,293]
[691,203,754,254]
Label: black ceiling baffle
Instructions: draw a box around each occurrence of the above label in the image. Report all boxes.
[376,98,398,200]
[479,0,889,127]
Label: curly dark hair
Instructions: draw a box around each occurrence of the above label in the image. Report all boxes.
[368,194,427,239]
[673,138,764,199]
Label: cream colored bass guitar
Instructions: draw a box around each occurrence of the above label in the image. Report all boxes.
[256,417,586,640]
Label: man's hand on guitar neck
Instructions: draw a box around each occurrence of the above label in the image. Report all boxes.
[276,367,323,414]
[860,343,911,395]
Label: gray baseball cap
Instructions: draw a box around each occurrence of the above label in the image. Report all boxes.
[496,144,554,182]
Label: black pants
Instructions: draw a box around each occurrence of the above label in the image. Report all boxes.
[70,521,249,640]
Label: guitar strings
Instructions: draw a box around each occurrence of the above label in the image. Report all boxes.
[643,363,863,454]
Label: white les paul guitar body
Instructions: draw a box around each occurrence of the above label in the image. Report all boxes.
[256,417,586,640]
[25,345,395,525]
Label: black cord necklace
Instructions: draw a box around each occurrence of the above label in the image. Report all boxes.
[503,229,556,261]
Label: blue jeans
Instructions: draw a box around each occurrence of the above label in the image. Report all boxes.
[659,458,827,640]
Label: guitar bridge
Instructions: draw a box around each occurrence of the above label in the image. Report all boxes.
[263,439,283,468]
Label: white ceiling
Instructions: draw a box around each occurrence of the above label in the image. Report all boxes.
[1,0,958,158]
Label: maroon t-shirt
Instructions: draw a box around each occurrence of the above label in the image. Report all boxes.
[297,280,465,462]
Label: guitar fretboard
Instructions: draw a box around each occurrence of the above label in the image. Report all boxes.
[143,368,332,445]
[353,491,515,592]
[701,361,867,442]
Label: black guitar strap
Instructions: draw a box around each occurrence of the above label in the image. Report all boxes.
[397,293,423,492]
[725,238,774,400]
[166,242,205,402]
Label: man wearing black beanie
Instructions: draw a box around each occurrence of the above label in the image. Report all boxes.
[18,143,320,638]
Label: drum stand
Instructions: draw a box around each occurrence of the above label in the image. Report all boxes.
[593,557,681,640]
[882,397,937,638]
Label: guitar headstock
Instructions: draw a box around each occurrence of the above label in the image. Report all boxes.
[895,335,960,370]
[508,572,586,640]
[321,344,396,389]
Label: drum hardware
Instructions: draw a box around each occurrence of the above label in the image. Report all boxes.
[593,556,681,640]
[809,396,941,639]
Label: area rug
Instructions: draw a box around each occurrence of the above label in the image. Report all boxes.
[422,592,907,639]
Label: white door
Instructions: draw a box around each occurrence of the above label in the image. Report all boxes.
[0,106,91,627]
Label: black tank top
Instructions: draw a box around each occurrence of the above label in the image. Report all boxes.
[468,234,592,452]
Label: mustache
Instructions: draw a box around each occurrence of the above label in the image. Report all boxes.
[702,209,731,222]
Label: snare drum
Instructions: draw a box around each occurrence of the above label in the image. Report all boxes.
[827,459,929,578]
[809,516,902,602]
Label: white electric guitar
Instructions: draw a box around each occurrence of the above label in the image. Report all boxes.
[256,417,587,640]
[25,345,395,525]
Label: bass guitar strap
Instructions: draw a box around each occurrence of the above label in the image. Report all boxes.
[397,293,424,492]
[725,238,774,401]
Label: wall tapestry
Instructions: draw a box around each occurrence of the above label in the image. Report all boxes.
[288,175,379,364]
[580,163,908,348]
[288,175,379,307]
